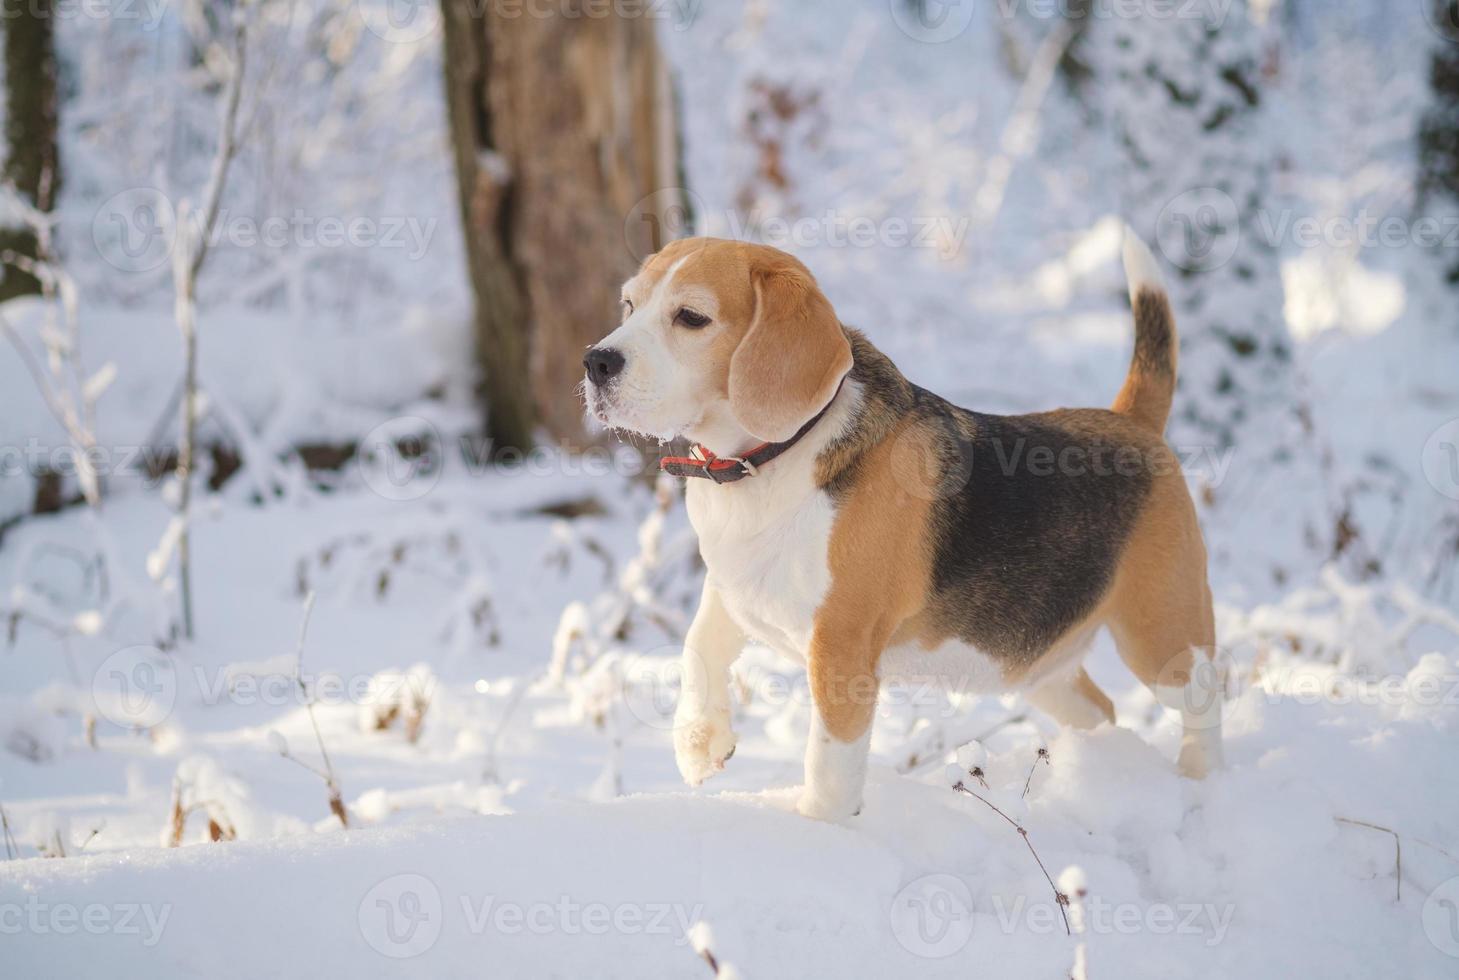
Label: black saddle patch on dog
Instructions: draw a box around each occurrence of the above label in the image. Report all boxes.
[918,393,1155,664]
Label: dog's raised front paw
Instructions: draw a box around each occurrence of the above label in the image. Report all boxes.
[673,712,737,787]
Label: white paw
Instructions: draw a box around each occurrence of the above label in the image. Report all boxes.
[794,789,862,823]
[673,710,736,787]
[1178,733,1222,779]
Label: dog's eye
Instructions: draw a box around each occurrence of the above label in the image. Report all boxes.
[621,298,634,316]
[675,308,711,329]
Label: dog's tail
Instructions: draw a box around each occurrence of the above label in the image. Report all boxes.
[1111,226,1177,433]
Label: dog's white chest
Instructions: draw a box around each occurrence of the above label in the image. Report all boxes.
[686,479,834,659]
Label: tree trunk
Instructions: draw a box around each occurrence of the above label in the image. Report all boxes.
[441,4,681,450]
[1420,1,1459,283]
[0,0,61,301]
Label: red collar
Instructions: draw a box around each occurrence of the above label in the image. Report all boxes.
[659,377,847,484]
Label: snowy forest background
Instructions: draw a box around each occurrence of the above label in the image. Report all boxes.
[2,0,1459,976]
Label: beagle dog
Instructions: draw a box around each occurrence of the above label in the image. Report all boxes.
[583,232,1221,821]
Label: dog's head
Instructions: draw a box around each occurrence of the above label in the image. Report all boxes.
[583,238,853,449]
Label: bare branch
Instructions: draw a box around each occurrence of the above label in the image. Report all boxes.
[1335,816,1402,902]
[1022,746,1050,799]
[953,780,1070,935]
[190,15,248,282]
[293,592,349,828]
[0,801,16,859]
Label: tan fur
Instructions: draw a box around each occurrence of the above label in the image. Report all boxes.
[1111,287,1177,432]
[1072,669,1117,723]
[810,422,935,741]
[807,334,1211,751]
[730,254,853,443]
[1027,667,1118,729]
[1104,456,1216,688]
[630,239,853,443]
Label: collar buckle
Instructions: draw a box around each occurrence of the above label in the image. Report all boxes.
[705,459,743,484]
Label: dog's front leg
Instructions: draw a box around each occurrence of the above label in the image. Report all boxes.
[673,580,743,786]
[797,630,878,821]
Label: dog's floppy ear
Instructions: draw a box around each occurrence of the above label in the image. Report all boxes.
[728,255,852,443]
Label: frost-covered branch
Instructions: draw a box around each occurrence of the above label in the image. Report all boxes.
[0,800,16,859]
[167,7,249,641]
[0,192,112,509]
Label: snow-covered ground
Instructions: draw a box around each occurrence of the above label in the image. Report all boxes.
[3,1,1459,977]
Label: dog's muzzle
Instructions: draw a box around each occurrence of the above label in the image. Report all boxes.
[583,347,625,387]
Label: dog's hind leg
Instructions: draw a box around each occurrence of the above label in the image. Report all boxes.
[1110,623,1224,779]
[1106,474,1224,778]
[1026,666,1116,730]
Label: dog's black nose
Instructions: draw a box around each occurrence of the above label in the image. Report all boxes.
[583,347,625,386]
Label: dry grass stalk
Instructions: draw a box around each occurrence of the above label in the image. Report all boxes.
[1022,746,1050,799]
[952,778,1070,935]
[167,776,187,847]
[36,831,66,858]
[278,592,349,828]
[1335,816,1402,902]
[0,801,17,859]
[404,687,430,744]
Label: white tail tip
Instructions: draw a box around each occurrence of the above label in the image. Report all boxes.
[1122,224,1165,303]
